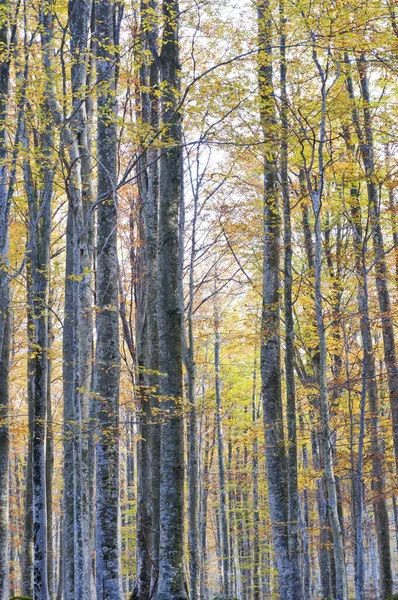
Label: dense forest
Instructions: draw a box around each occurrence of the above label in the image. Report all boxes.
[1,0,398,599]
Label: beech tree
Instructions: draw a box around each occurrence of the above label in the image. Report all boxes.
[2,2,398,600]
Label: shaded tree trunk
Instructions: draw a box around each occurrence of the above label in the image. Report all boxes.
[135,1,160,596]
[214,301,230,598]
[94,0,122,597]
[280,4,301,595]
[258,2,292,597]
[344,59,393,599]
[0,5,10,597]
[154,0,187,597]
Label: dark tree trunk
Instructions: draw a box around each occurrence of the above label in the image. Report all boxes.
[135,1,160,596]
[155,1,187,596]
[258,2,292,597]
[0,5,10,597]
[94,0,122,598]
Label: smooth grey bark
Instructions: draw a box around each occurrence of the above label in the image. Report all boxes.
[184,149,200,600]
[280,4,301,596]
[300,194,335,599]
[345,53,398,513]
[302,39,347,600]
[22,260,34,598]
[155,1,187,597]
[214,301,230,598]
[357,56,398,490]
[200,417,214,600]
[298,415,310,599]
[25,7,57,596]
[0,6,10,597]
[39,0,94,596]
[0,310,9,600]
[342,117,393,600]
[252,360,260,600]
[67,1,95,597]
[309,164,347,600]
[258,3,292,598]
[94,0,121,598]
[46,306,54,596]
[344,57,394,599]
[135,1,160,596]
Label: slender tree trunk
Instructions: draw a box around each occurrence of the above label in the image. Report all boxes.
[69,1,95,597]
[135,2,160,596]
[95,1,121,598]
[0,5,10,597]
[22,260,34,597]
[200,418,214,600]
[252,360,260,600]
[46,307,54,596]
[303,41,347,599]
[0,310,9,600]
[185,150,200,600]
[344,60,394,599]
[349,174,392,600]
[311,189,347,600]
[155,1,186,597]
[214,301,230,598]
[359,57,398,484]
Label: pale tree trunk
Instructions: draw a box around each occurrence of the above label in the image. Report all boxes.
[68,1,95,597]
[214,301,230,598]
[155,0,186,596]
[22,261,34,597]
[184,145,200,600]
[348,55,395,599]
[95,0,122,597]
[0,311,9,600]
[46,306,54,596]
[26,6,57,596]
[304,40,347,600]
[200,410,214,600]
[300,196,334,600]
[346,52,398,502]
[343,113,393,599]
[311,187,347,600]
[0,5,10,597]
[258,2,291,597]
[135,1,160,596]
[252,359,260,600]
[357,56,398,488]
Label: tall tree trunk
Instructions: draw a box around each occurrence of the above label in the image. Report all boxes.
[214,301,230,598]
[200,413,214,600]
[349,172,392,599]
[300,197,332,599]
[258,2,292,597]
[135,1,160,596]
[26,7,56,596]
[95,0,121,598]
[46,307,54,596]
[0,310,9,600]
[280,3,301,595]
[344,58,394,599]
[155,0,186,597]
[303,40,347,599]
[0,5,10,597]
[358,55,398,483]
[252,359,260,600]
[185,148,200,600]
[68,1,94,597]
